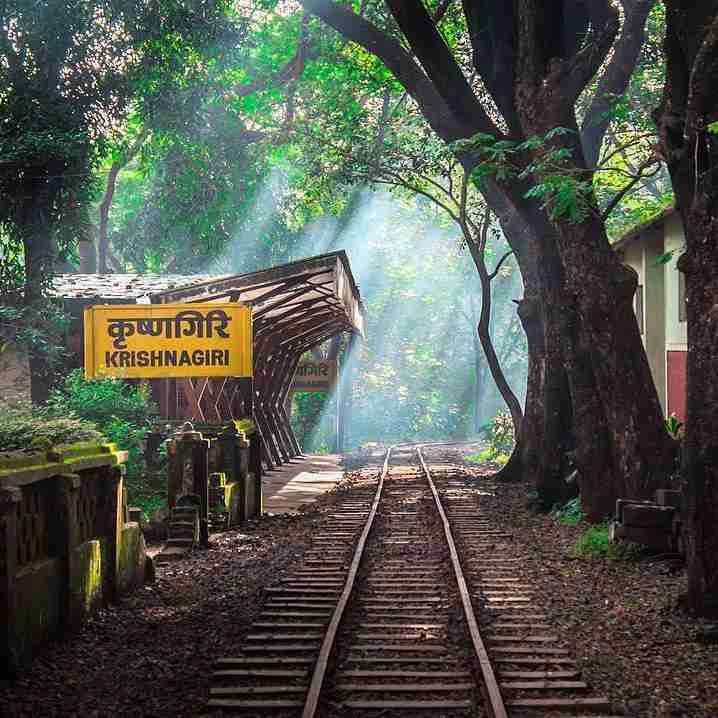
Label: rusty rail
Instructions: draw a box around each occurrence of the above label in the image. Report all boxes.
[417,445,508,718]
[300,446,392,718]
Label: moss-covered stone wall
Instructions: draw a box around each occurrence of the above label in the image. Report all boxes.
[1,443,146,677]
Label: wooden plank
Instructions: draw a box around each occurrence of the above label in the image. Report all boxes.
[341,671,472,678]
[246,633,324,640]
[493,657,576,665]
[216,657,312,665]
[491,647,569,654]
[350,644,446,653]
[208,699,304,709]
[337,683,475,691]
[346,657,449,664]
[213,670,308,678]
[211,686,306,695]
[339,700,472,709]
[490,635,559,642]
[498,671,580,679]
[506,698,612,709]
[499,681,588,691]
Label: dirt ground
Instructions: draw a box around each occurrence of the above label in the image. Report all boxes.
[1,450,716,718]
[450,454,718,718]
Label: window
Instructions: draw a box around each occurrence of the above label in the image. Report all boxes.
[679,271,687,322]
[636,284,644,335]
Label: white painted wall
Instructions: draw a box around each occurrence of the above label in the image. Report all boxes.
[664,213,687,351]
[645,231,667,413]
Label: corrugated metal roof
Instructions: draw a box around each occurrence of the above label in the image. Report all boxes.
[50,273,224,301]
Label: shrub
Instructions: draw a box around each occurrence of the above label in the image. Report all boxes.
[489,411,515,454]
[568,523,642,561]
[467,411,515,465]
[0,401,104,451]
[48,369,157,480]
[551,497,585,526]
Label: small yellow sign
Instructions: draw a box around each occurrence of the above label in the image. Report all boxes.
[84,303,252,379]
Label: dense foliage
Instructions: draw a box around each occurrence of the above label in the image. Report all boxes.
[0,402,104,452]
[49,370,158,480]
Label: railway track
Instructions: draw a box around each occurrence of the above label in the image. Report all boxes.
[207,445,619,717]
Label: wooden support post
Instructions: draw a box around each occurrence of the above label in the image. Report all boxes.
[337,332,358,454]
[249,430,263,518]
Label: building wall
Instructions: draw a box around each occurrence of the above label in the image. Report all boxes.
[664,213,687,350]
[620,240,668,413]
[663,213,687,421]
[643,229,667,414]
[0,345,31,406]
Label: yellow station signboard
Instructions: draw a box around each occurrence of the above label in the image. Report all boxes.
[84,303,253,379]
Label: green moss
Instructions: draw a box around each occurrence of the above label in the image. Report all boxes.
[0,442,125,479]
[466,448,510,465]
[233,418,255,435]
[568,524,642,561]
[70,540,103,616]
[118,524,145,593]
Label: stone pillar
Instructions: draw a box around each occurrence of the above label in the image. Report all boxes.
[167,425,210,546]
[106,466,124,600]
[0,487,21,676]
[56,474,82,627]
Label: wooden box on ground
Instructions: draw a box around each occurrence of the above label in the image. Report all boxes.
[610,489,683,553]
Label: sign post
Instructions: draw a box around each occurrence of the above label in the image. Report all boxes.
[292,359,337,393]
[83,303,252,380]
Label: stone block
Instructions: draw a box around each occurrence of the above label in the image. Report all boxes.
[9,558,63,673]
[68,539,105,624]
[117,523,147,594]
[655,489,682,509]
[622,503,675,529]
[620,524,673,552]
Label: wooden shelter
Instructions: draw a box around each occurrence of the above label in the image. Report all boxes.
[51,251,364,470]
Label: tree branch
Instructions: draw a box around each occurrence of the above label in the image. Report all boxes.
[489,250,514,281]
[563,1,621,103]
[298,0,471,141]
[581,0,656,167]
[384,0,497,136]
[600,156,661,221]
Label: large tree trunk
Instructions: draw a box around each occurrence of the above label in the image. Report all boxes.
[657,4,718,617]
[21,169,58,403]
[677,219,718,618]
[517,107,674,519]
[487,186,573,499]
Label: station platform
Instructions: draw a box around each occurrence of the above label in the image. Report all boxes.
[262,454,345,513]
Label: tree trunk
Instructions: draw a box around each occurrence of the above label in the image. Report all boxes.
[98,163,121,274]
[656,3,718,617]
[98,130,148,274]
[512,82,674,517]
[21,170,58,403]
[487,186,572,499]
[678,228,718,617]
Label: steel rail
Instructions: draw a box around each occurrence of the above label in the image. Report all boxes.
[301,447,393,718]
[417,445,508,718]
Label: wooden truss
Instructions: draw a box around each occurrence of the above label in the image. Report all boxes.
[149,252,364,470]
